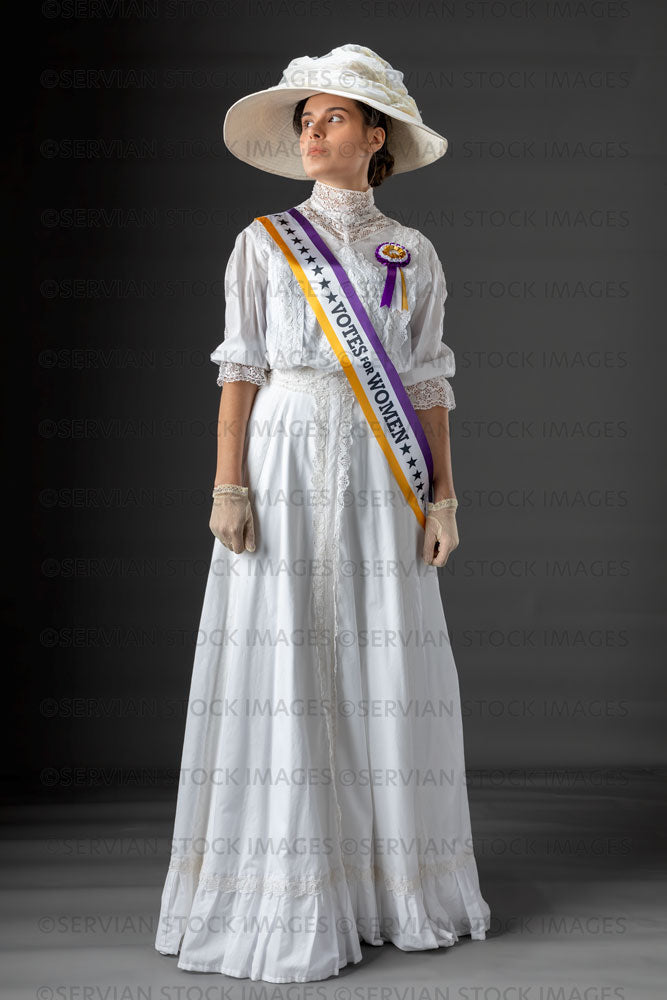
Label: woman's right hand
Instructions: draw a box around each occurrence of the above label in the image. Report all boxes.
[209,485,256,554]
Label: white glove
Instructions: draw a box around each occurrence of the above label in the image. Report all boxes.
[209,484,256,554]
[422,499,459,567]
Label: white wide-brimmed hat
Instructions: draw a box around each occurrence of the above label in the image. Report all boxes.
[223,43,448,180]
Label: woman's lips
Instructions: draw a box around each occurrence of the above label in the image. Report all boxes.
[308,148,327,155]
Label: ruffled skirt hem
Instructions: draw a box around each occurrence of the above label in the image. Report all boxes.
[154,857,491,982]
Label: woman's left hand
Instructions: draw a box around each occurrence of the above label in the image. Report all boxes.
[422,505,459,567]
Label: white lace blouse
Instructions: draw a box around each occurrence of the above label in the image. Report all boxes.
[211,179,456,411]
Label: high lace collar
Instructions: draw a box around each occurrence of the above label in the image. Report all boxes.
[300,178,386,244]
[310,179,377,223]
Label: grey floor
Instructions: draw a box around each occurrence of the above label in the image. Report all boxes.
[2,769,666,999]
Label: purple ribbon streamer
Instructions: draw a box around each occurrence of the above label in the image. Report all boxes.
[288,207,434,490]
[380,264,397,308]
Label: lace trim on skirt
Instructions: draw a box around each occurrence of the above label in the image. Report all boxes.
[166,847,477,897]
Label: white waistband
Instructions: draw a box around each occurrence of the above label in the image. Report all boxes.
[267,367,352,394]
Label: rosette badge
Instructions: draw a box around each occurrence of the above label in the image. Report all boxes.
[375,241,411,310]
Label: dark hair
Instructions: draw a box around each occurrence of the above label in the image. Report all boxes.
[291,97,394,188]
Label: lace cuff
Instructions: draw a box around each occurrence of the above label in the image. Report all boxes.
[217,361,268,387]
[405,375,456,411]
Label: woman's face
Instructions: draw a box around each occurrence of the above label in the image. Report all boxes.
[298,93,385,190]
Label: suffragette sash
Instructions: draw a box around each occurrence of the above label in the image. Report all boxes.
[255,207,434,529]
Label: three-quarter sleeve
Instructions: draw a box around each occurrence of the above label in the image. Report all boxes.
[402,236,456,411]
[210,222,270,387]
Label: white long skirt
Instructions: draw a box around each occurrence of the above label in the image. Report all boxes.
[155,366,491,982]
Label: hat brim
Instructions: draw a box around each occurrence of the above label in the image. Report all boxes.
[223,86,448,180]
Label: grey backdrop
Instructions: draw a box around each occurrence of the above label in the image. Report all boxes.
[19,2,667,803]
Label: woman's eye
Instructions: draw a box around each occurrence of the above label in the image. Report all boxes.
[303,114,343,129]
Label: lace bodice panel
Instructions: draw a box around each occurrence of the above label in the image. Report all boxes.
[212,180,456,410]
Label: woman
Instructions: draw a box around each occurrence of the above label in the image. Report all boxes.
[155,43,491,983]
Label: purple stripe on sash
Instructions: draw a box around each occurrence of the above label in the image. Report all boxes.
[288,207,434,485]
